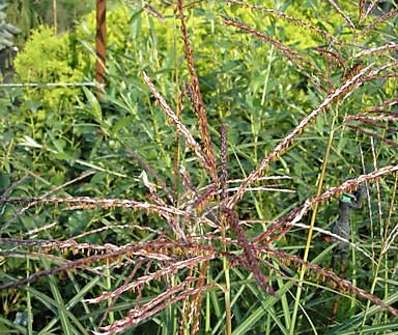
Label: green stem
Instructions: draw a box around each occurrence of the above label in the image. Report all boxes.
[223,249,232,335]
[289,109,338,334]
[105,259,114,325]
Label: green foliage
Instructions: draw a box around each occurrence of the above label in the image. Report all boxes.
[1,0,398,334]
[14,26,84,109]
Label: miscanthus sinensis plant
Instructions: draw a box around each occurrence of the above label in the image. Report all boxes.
[0,0,397,334]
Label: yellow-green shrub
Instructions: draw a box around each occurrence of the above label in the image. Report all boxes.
[14,26,85,109]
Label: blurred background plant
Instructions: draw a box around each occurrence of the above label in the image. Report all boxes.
[0,0,397,334]
[0,0,20,82]
[5,0,94,38]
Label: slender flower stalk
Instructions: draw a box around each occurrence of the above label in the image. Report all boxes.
[225,0,340,45]
[177,0,218,182]
[325,0,356,28]
[143,71,212,175]
[226,64,374,209]
[254,164,398,244]
[354,42,398,58]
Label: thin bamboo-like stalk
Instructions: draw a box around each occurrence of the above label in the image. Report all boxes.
[52,0,57,34]
[96,281,212,335]
[358,9,398,36]
[96,0,106,97]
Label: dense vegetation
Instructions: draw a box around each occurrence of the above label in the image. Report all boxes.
[0,0,397,334]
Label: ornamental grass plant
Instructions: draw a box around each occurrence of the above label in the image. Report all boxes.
[0,0,398,334]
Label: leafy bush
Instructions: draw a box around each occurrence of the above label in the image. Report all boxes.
[13,26,85,108]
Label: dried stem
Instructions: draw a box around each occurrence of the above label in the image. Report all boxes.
[366,98,398,112]
[354,42,398,58]
[4,195,188,217]
[345,114,398,123]
[220,124,229,204]
[226,64,374,209]
[261,247,398,316]
[177,0,218,182]
[143,71,213,175]
[224,208,274,294]
[325,0,356,28]
[254,164,398,244]
[96,280,212,335]
[86,254,215,304]
[222,16,316,72]
[359,9,398,36]
[346,125,398,148]
[225,0,340,45]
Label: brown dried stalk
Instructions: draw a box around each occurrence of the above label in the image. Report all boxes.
[0,171,94,234]
[365,72,398,82]
[98,259,146,327]
[102,277,195,334]
[173,86,186,199]
[222,16,312,70]
[0,250,107,279]
[4,195,187,217]
[142,71,212,176]
[177,0,218,182]
[358,0,366,20]
[366,98,398,112]
[222,16,329,92]
[325,0,356,28]
[86,254,215,304]
[0,248,130,290]
[190,261,208,335]
[359,9,398,36]
[226,64,374,209]
[261,247,398,316]
[143,4,164,20]
[313,47,346,69]
[96,280,212,335]
[220,124,229,204]
[346,125,398,148]
[224,208,274,294]
[344,115,397,132]
[0,175,30,203]
[345,114,398,123]
[0,239,216,290]
[225,0,340,45]
[355,42,398,58]
[254,164,398,244]
[1,238,120,254]
[363,0,380,19]
[365,60,398,78]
